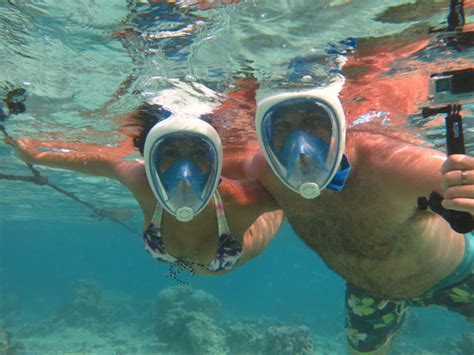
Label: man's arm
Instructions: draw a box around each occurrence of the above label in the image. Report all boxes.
[356,133,445,197]
[441,154,474,214]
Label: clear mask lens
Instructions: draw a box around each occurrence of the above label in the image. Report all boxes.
[261,98,341,193]
[150,133,218,215]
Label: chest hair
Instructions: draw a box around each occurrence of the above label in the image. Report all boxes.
[279,180,416,279]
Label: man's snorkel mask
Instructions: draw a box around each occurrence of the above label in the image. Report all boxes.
[144,118,223,222]
[256,80,350,199]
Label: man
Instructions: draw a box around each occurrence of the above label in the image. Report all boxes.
[247,76,474,353]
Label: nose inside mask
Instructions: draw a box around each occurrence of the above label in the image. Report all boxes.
[161,159,208,199]
[279,130,330,177]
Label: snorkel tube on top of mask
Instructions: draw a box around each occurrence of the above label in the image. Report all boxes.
[144,118,223,222]
[256,78,348,199]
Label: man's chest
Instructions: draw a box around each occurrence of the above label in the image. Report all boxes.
[285,205,452,298]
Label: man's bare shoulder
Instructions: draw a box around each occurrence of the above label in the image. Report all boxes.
[348,129,444,161]
[347,129,446,201]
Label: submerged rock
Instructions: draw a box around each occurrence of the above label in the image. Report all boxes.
[155,287,227,354]
[459,332,474,355]
[0,329,24,355]
[156,286,222,320]
[154,286,316,354]
[225,321,266,354]
[156,309,229,354]
[0,329,13,355]
[185,314,229,354]
[52,279,116,331]
[265,325,315,355]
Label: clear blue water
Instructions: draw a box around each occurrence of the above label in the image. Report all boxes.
[0,1,473,354]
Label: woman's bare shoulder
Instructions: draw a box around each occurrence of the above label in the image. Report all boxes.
[115,159,148,188]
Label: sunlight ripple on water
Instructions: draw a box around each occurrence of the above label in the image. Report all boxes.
[0,0,472,222]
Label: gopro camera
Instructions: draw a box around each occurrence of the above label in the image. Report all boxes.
[429,68,474,104]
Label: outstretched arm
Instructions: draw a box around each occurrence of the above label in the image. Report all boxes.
[4,136,126,180]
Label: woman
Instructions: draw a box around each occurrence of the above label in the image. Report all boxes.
[4,86,283,280]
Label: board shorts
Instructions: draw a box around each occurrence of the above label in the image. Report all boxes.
[345,232,474,353]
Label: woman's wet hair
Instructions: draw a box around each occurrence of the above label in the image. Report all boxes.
[127,103,171,155]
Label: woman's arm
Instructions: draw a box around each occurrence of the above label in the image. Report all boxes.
[218,176,284,267]
[4,136,126,179]
[240,210,284,261]
[196,209,284,277]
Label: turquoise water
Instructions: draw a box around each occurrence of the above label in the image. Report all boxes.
[1,1,473,354]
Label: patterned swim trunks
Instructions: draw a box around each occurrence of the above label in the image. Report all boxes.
[345,233,474,353]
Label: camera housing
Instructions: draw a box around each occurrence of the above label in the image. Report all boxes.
[429,68,474,105]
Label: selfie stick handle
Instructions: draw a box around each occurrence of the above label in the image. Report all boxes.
[418,104,473,233]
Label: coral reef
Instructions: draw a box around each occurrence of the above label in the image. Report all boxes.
[224,321,316,355]
[51,279,118,333]
[156,286,222,320]
[157,307,229,353]
[3,279,470,354]
[155,286,315,355]
[5,283,319,354]
[265,325,315,355]
[225,321,266,354]
[459,332,474,355]
[155,286,228,354]
[0,329,24,355]
[21,279,164,354]
[0,329,13,355]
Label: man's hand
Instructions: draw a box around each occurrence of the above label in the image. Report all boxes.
[441,154,474,215]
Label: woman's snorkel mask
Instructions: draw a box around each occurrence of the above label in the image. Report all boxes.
[144,118,223,222]
[256,80,350,199]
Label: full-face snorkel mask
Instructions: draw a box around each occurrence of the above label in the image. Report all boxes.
[144,118,223,222]
[256,81,350,199]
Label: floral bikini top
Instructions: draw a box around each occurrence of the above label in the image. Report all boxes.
[143,192,243,280]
